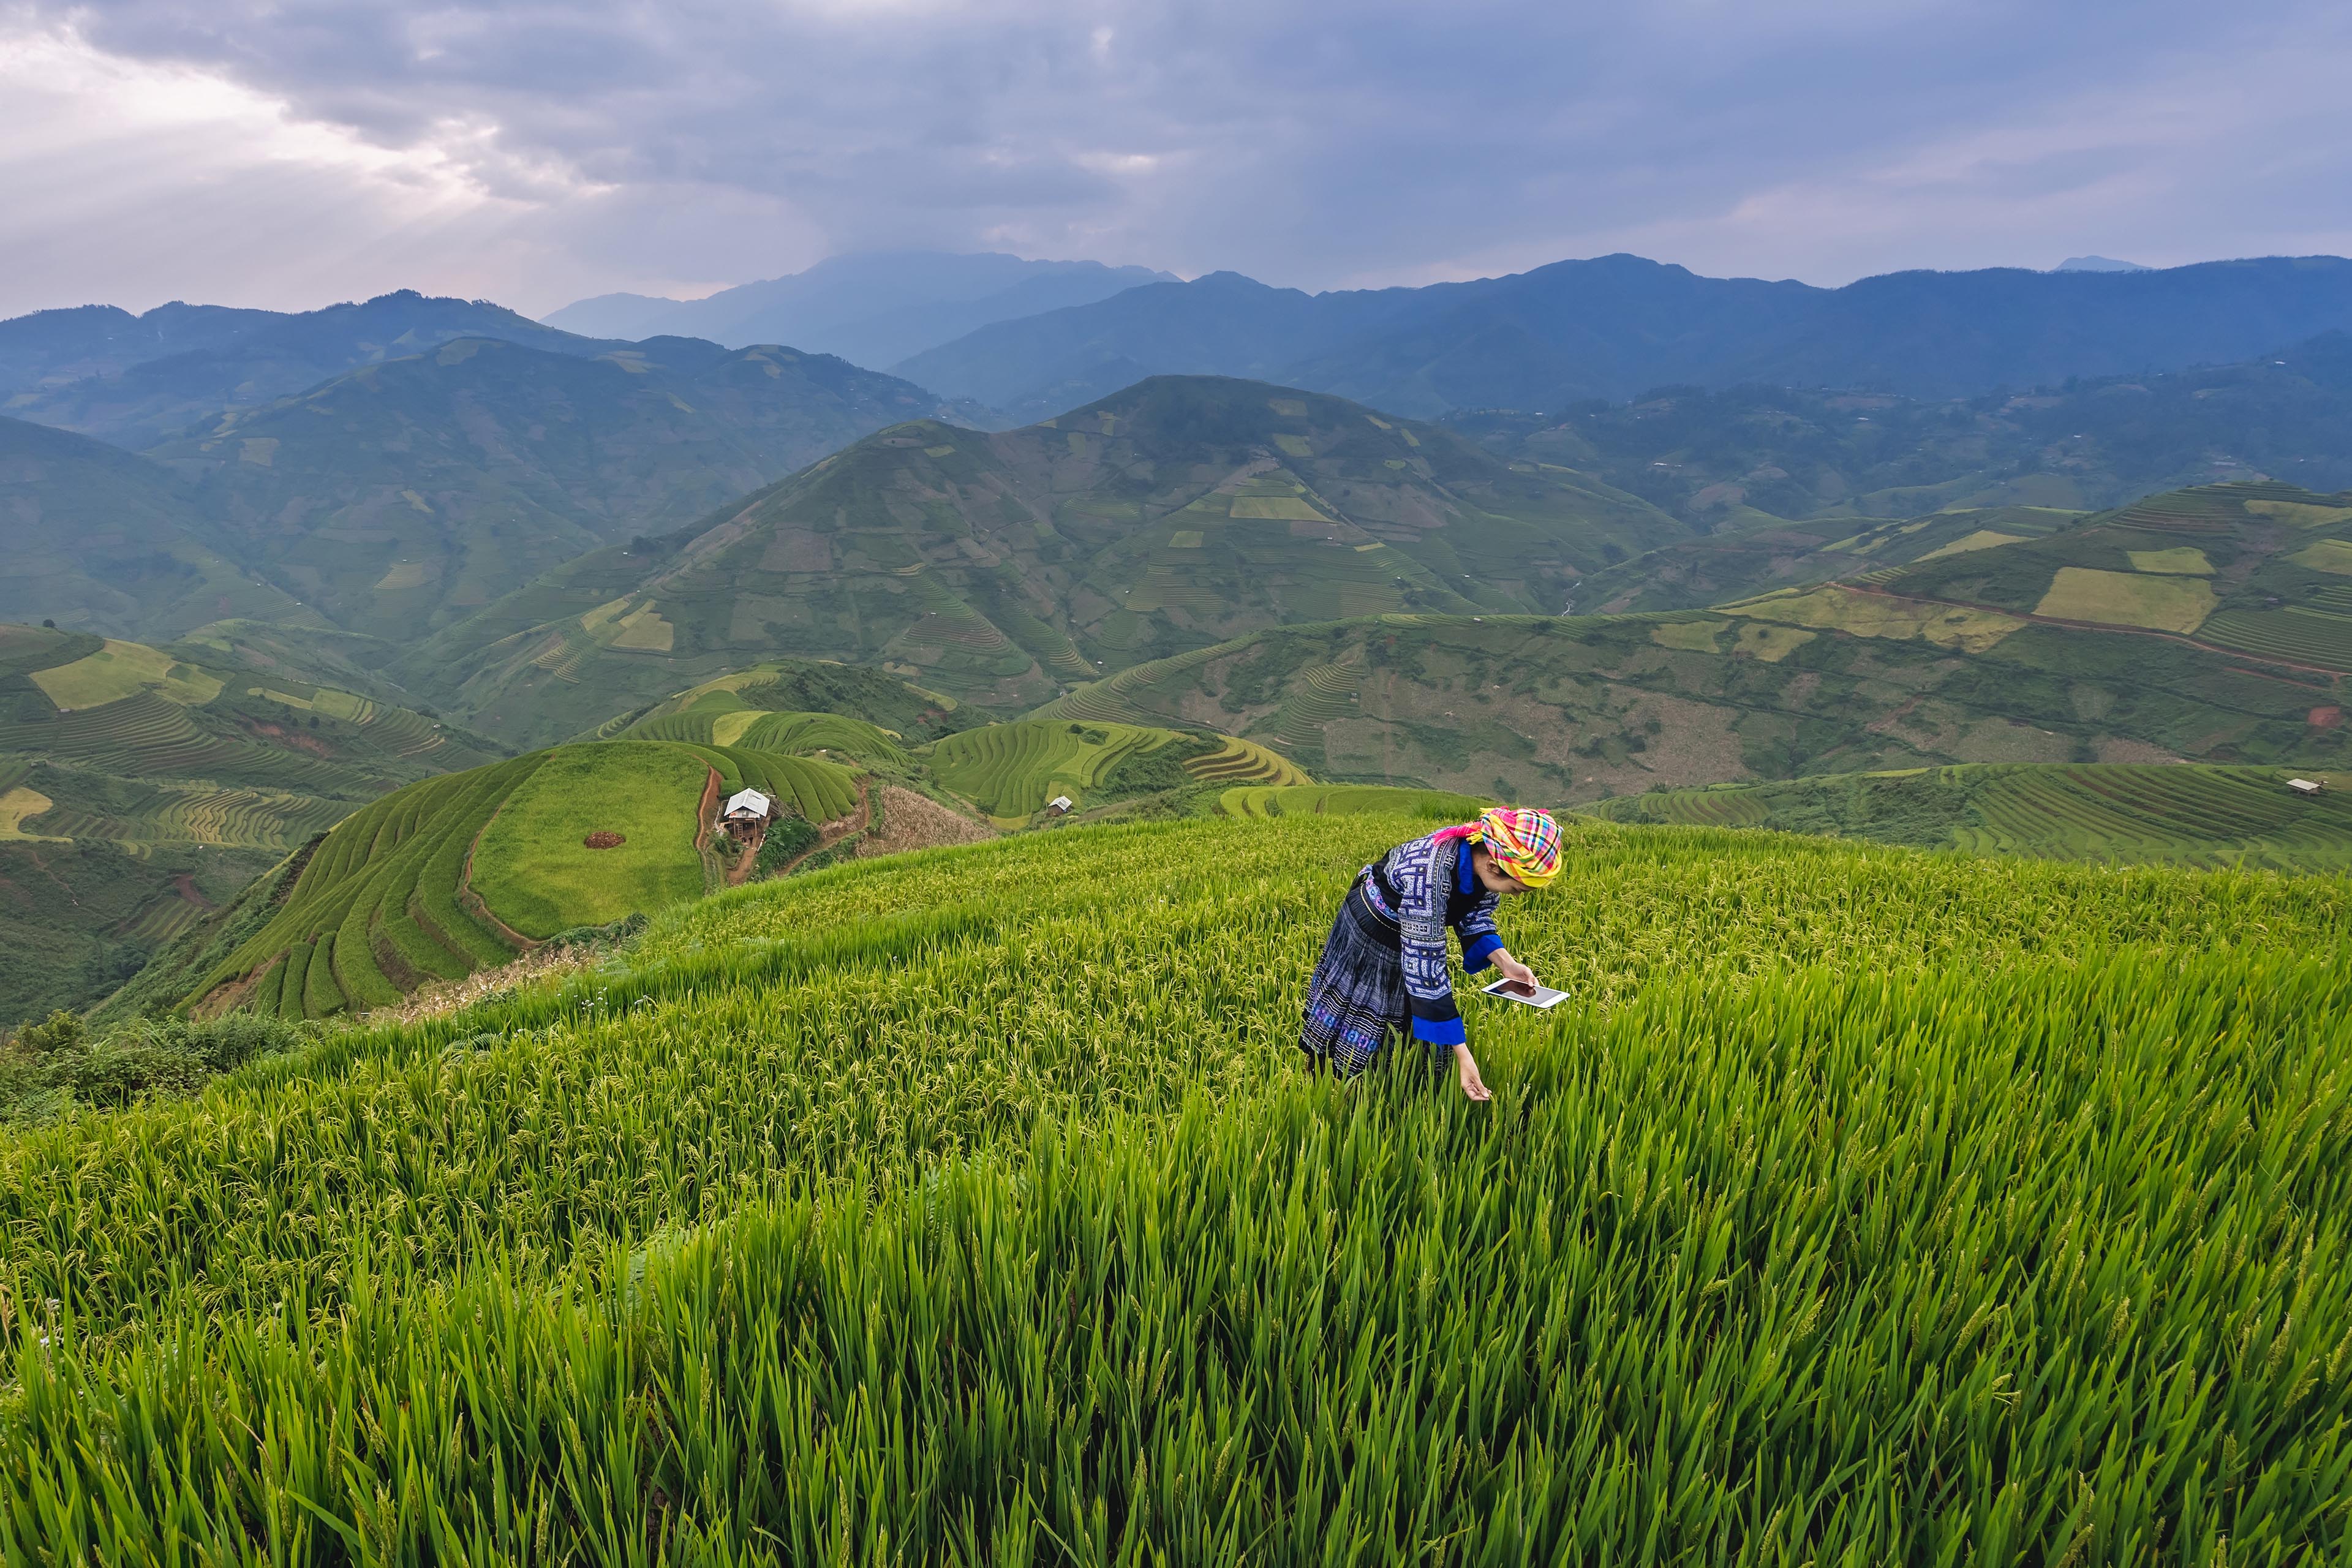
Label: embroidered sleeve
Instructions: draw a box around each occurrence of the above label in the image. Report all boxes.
[1395,839,1466,1047]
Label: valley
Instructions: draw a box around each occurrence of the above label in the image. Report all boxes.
[7,251,2352,1564]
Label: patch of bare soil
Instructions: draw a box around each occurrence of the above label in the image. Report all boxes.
[582,831,625,849]
[858,786,996,858]
[361,943,607,1028]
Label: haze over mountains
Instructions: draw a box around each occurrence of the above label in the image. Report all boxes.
[543,251,1176,370]
[896,254,2352,421]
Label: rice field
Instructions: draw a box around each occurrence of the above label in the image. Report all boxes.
[3,812,2350,1561]
[1594,763,2352,872]
[1218,783,1490,818]
[195,741,862,1019]
[921,720,1297,824]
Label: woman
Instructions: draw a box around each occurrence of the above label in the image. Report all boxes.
[1298,807,1561,1101]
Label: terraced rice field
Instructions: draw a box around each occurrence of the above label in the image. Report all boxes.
[23,782,348,850]
[925,720,1182,824]
[2102,482,2305,535]
[2199,607,2352,672]
[1267,658,1364,748]
[198,741,862,1019]
[1218,783,1490,818]
[1183,733,1311,786]
[1598,763,2352,872]
[6,814,2351,1560]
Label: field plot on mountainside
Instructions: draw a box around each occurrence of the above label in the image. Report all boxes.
[26,639,224,710]
[4,815,2351,1561]
[470,742,713,938]
[0,784,58,839]
[2200,606,2352,672]
[2034,566,2216,632]
[1725,584,2026,651]
[1596,761,2352,871]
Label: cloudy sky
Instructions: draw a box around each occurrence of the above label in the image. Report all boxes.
[4,0,2348,319]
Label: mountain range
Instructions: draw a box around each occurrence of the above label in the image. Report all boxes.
[4,332,978,645]
[393,375,1688,744]
[543,251,1176,369]
[895,254,2352,421]
[0,292,636,447]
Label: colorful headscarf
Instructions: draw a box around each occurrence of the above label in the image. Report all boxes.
[1436,807,1564,889]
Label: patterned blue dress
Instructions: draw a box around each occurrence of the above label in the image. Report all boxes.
[1297,829,1503,1073]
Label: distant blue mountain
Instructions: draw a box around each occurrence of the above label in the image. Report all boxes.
[892,253,2352,420]
[543,250,1176,369]
[2056,256,2152,273]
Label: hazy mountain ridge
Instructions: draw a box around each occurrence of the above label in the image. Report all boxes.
[0,291,635,447]
[897,254,2352,420]
[135,334,971,641]
[0,415,304,640]
[544,250,1177,368]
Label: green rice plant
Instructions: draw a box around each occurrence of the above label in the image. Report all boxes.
[3,812,2350,1560]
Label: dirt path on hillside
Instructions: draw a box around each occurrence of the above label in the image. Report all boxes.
[724,817,765,886]
[692,767,726,892]
[767,780,872,878]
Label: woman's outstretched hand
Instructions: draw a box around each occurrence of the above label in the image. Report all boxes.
[1493,949,1539,990]
[1455,1042,1493,1102]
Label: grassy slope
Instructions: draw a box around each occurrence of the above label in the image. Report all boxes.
[1448,334,2352,531]
[190,740,863,1017]
[1028,558,2351,806]
[145,336,960,643]
[405,375,1690,740]
[1866,481,2352,672]
[2,814,2348,1558]
[469,742,715,938]
[0,413,305,641]
[1593,761,2352,870]
[0,623,503,1025]
[921,719,1307,826]
[590,657,968,750]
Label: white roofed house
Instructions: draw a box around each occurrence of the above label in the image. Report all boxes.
[722,788,774,839]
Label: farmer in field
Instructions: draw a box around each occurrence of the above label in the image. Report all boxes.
[1298,806,1560,1101]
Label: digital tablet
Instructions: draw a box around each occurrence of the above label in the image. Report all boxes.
[1479,976,1568,1009]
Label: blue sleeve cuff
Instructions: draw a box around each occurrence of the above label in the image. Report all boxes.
[1461,933,1502,972]
[1411,1015,1467,1047]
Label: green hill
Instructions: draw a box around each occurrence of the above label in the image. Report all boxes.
[0,622,502,1025]
[142,336,970,642]
[186,739,862,1020]
[590,657,971,750]
[1591,761,2352,870]
[5,813,2349,1557]
[1030,487,2352,802]
[403,375,1687,745]
[1562,503,2089,614]
[1850,479,2352,672]
[921,719,1306,827]
[0,414,304,639]
[1452,330,2352,531]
